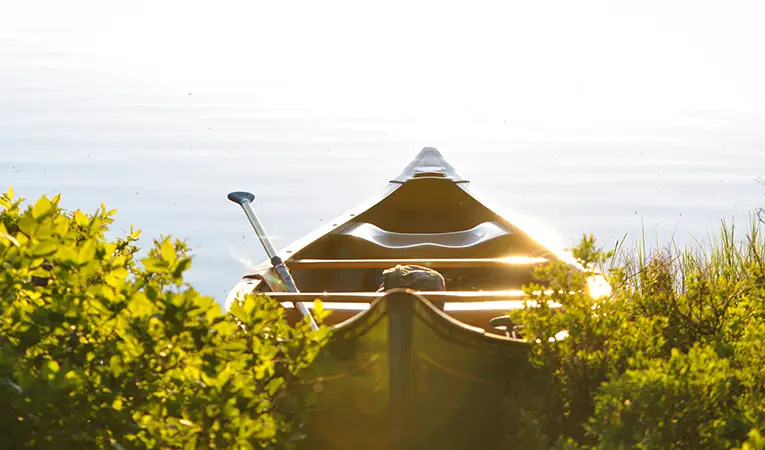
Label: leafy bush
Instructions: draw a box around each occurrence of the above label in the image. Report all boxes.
[507,222,765,450]
[591,345,748,449]
[0,188,330,449]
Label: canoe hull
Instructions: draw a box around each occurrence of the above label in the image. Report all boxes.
[296,290,531,450]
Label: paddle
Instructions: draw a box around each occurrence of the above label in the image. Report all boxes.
[227,191,319,330]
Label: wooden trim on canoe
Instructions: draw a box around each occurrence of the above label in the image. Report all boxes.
[286,257,548,269]
[277,300,560,311]
[261,290,529,303]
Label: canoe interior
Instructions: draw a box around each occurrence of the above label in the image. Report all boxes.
[287,178,555,291]
[236,149,569,332]
[294,291,532,450]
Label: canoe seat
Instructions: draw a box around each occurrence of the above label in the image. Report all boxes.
[287,257,547,269]
[336,221,512,250]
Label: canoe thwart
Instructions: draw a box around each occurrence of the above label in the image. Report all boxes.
[260,290,529,303]
[287,257,548,269]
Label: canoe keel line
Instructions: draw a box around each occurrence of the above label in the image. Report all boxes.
[225,148,599,449]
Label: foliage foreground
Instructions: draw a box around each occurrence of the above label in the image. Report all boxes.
[508,223,765,450]
[3,187,765,450]
[0,188,330,449]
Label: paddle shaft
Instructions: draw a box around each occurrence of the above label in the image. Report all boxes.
[228,192,318,330]
[239,201,280,258]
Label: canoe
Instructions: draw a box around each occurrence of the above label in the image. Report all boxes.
[224,147,592,449]
[225,147,586,330]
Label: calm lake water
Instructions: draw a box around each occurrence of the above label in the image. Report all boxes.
[2,1,764,301]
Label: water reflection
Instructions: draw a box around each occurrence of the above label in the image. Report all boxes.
[2,1,764,301]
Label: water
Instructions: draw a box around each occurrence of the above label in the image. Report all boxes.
[2,1,764,301]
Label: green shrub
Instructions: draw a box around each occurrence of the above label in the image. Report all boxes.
[589,345,748,449]
[0,187,330,449]
[504,234,667,447]
[507,221,765,450]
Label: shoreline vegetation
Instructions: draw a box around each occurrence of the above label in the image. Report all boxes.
[2,187,764,450]
[508,217,765,449]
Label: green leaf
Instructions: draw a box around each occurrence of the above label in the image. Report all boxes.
[128,293,154,318]
[47,360,60,373]
[173,257,192,279]
[29,239,58,257]
[109,355,124,377]
[183,433,199,450]
[32,195,54,221]
[229,300,245,321]
[160,239,176,263]
[29,267,51,278]
[17,214,39,238]
[141,257,169,273]
[73,210,89,228]
[313,299,324,316]
[43,360,61,380]
[77,239,97,265]
[53,217,70,236]
[54,246,79,265]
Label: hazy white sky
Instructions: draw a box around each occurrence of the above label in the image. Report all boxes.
[3,0,764,127]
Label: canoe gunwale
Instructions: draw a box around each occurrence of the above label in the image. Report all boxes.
[323,289,530,348]
[293,290,530,348]
[406,291,530,351]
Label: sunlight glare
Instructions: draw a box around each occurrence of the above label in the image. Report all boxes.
[587,274,613,299]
